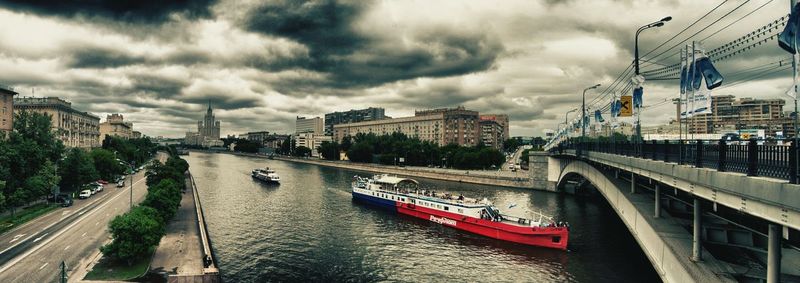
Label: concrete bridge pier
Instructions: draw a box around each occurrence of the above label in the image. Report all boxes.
[767,223,782,283]
[692,197,702,262]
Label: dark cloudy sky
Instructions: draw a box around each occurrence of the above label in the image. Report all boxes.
[0,0,792,137]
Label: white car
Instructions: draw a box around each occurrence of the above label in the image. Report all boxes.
[116,180,125,187]
[79,190,92,199]
[95,184,103,193]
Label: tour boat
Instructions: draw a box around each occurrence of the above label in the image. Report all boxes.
[351,174,569,250]
[251,167,280,183]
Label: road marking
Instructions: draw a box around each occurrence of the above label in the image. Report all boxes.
[38,262,48,270]
[32,233,49,243]
[64,245,70,251]
[9,234,26,243]
[105,213,109,217]
[81,232,86,237]
[95,222,99,226]
[0,172,151,274]
[61,210,71,216]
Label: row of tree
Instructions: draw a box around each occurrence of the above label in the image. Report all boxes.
[315,133,506,170]
[0,111,156,215]
[100,155,189,265]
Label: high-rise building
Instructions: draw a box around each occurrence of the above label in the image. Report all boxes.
[324,107,388,135]
[333,106,480,146]
[198,102,221,141]
[13,97,100,148]
[99,113,133,142]
[295,116,323,135]
[479,114,509,140]
[675,95,795,137]
[0,85,17,135]
[479,119,504,150]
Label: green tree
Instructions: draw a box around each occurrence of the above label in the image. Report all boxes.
[100,206,165,265]
[318,141,339,160]
[293,146,311,157]
[24,161,60,201]
[1,111,64,201]
[278,138,291,155]
[90,148,125,181]
[0,181,5,211]
[60,148,99,191]
[347,142,373,163]
[340,136,353,152]
[142,179,182,222]
[502,138,521,153]
[233,139,260,153]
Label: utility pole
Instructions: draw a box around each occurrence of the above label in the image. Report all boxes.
[581,84,601,156]
[634,16,672,155]
[60,261,67,283]
[129,162,135,212]
[793,0,799,184]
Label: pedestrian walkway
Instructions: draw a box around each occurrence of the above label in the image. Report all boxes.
[149,177,204,278]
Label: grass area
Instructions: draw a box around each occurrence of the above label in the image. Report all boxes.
[84,253,152,281]
[0,203,59,235]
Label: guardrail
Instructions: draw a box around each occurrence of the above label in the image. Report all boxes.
[551,138,799,184]
[189,173,219,275]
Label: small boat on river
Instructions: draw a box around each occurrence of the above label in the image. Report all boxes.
[252,167,280,184]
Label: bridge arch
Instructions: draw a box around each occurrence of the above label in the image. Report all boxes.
[552,159,699,283]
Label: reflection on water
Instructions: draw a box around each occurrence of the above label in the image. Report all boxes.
[186,152,660,282]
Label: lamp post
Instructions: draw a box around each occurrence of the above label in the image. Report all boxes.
[634,16,672,153]
[581,84,602,155]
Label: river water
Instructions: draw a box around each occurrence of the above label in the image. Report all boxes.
[185,152,660,282]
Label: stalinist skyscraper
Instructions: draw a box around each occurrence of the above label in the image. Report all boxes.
[198,101,221,140]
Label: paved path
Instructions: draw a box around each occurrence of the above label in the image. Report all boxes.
[0,154,165,283]
[149,176,204,277]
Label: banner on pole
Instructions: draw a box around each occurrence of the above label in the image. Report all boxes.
[619,95,633,117]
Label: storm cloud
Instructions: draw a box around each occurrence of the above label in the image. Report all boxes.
[0,0,793,137]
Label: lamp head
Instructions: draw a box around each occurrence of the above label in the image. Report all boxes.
[661,16,672,22]
[653,22,665,28]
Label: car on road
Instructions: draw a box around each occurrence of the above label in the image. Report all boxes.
[116,180,125,187]
[61,197,73,207]
[96,179,109,185]
[79,190,92,199]
[95,184,103,193]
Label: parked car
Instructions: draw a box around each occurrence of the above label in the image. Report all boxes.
[79,190,92,199]
[90,187,97,195]
[96,179,109,185]
[95,184,103,193]
[116,180,125,187]
[61,197,73,207]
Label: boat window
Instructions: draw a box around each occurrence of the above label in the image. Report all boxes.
[444,206,449,211]
[458,209,463,213]
[411,199,415,204]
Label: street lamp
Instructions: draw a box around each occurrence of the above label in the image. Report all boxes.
[565,108,577,129]
[581,84,602,153]
[634,16,671,151]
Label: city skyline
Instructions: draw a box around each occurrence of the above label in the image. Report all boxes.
[0,1,792,137]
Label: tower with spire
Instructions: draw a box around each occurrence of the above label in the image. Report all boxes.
[198,101,221,140]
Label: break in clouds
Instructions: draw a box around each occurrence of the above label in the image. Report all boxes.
[0,0,792,137]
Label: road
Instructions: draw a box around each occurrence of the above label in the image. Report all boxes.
[500,146,525,172]
[0,153,165,283]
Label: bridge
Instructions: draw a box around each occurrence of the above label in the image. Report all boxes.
[533,139,800,283]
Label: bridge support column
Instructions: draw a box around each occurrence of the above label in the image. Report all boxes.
[630,172,636,194]
[767,223,782,283]
[654,183,661,218]
[692,197,702,262]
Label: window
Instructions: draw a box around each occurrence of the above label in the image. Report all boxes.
[444,206,449,211]
[458,209,463,213]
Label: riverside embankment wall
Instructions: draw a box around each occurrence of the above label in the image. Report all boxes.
[192,150,538,189]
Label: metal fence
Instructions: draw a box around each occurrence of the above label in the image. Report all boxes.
[552,139,799,184]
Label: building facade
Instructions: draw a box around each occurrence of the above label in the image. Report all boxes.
[295,116,323,135]
[676,95,795,137]
[479,114,509,140]
[184,131,201,146]
[324,107,387,135]
[99,113,133,142]
[0,85,17,135]
[13,97,100,148]
[198,103,221,141]
[294,133,332,157]
[333,106,480,146]
[479,119,504,150]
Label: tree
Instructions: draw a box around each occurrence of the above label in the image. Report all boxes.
[1,111,64,202]
[503,138,521,153]
[340,136,353,152]
[0,181,5,211]
[234,139,260,153]
[60,148,99,191]
[318,141,339,160]
[142,179,182,222]
[293,146,311,157]
[100,206,165,265]
[278,138,291,155]
[347,142,373,163]
[90,149,125,181]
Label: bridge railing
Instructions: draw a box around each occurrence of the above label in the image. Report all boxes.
[553,138,799,184]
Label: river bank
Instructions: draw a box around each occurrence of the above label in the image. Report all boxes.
[191,150,537,189]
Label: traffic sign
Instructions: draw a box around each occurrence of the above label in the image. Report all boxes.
[619,95,633,117]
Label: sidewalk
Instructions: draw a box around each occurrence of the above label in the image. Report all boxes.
[149,177,204,278]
